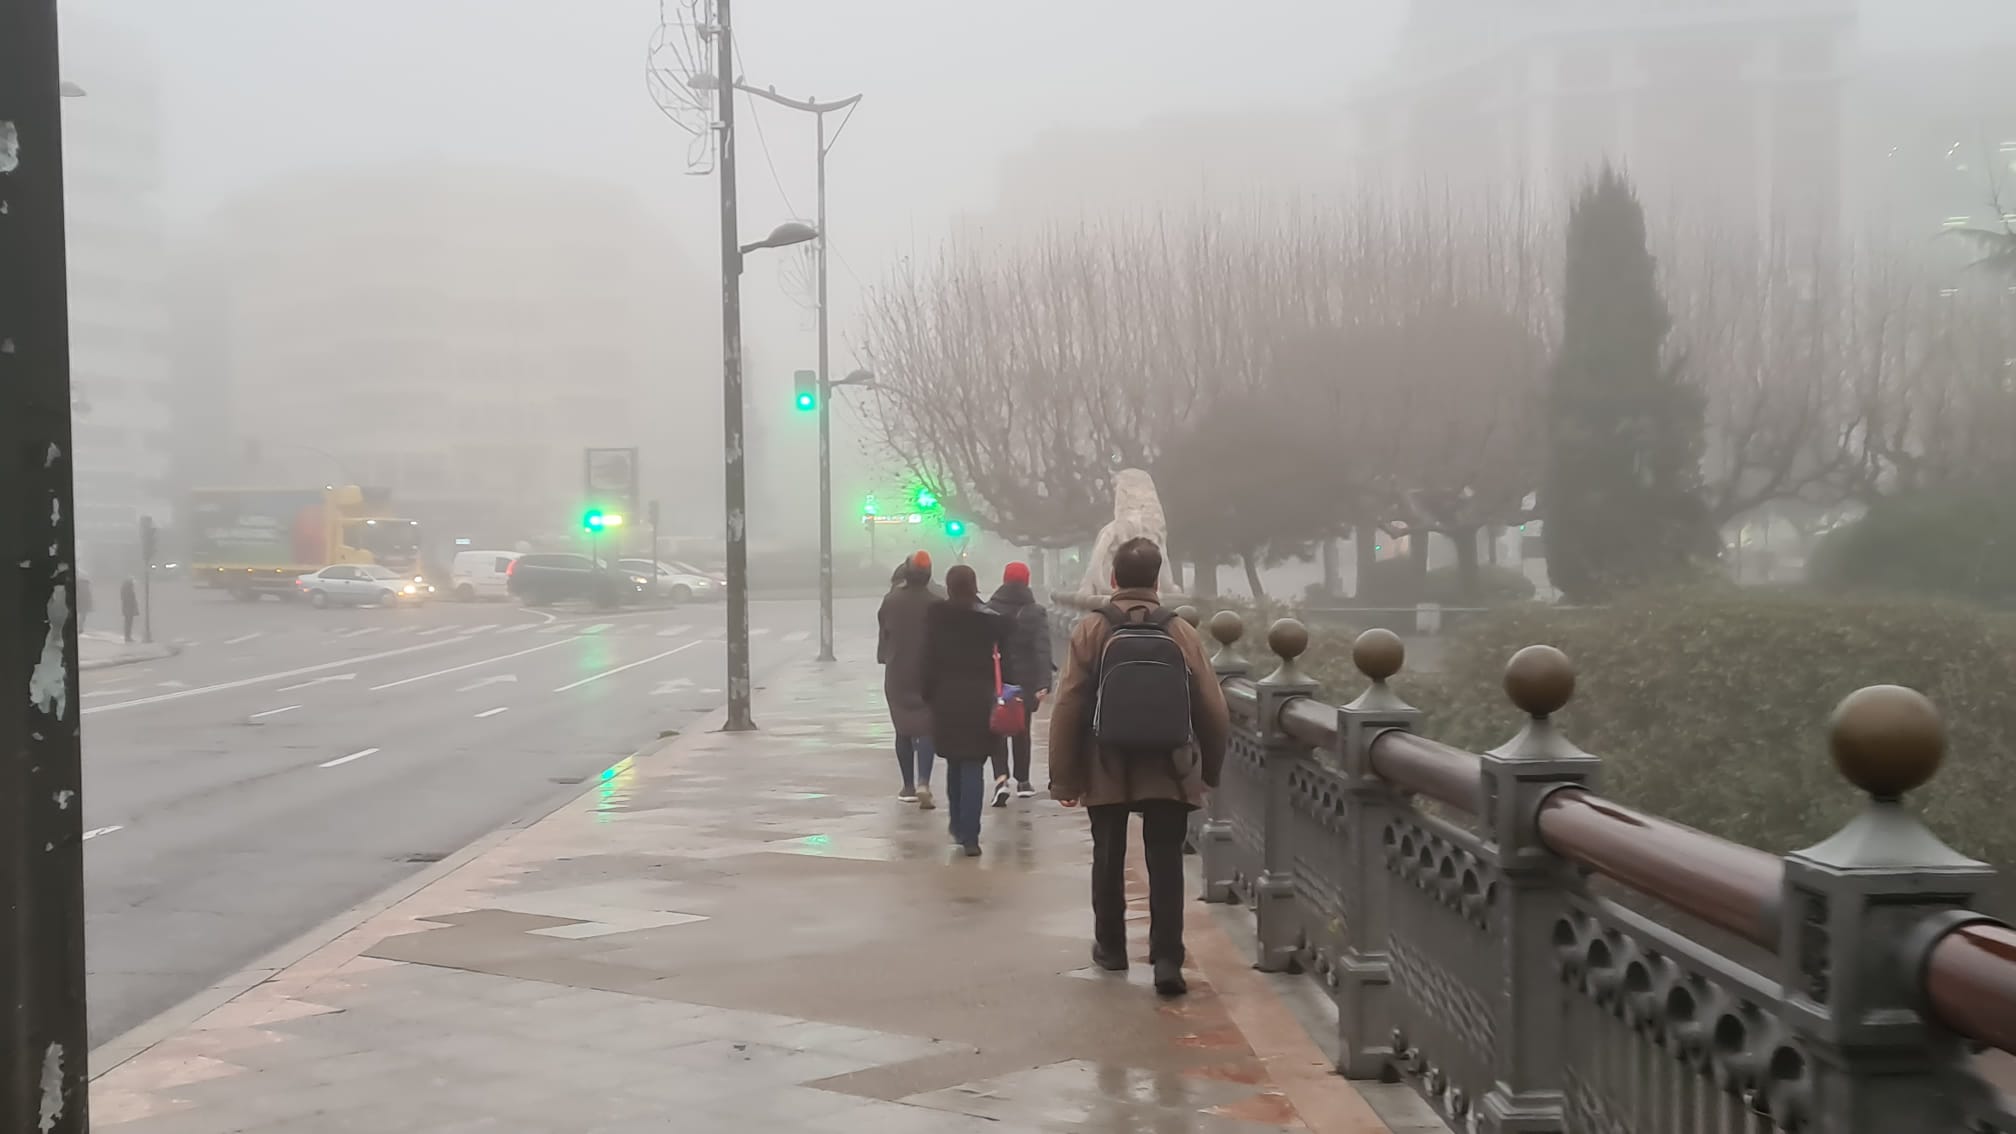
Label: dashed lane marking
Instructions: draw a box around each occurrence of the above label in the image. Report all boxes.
[250,705,301,719]
[552,641,702,693]
[223,632,263,645]
[369,637,579,691]
[319,747,379,769]
[474,707,509,719]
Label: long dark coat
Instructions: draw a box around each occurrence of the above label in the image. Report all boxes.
[921,601,1014,763]
[877,583,939,736]
[986,582,1054,694]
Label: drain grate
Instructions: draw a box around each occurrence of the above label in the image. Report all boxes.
[549,775,585,785]
[400,852,446,863]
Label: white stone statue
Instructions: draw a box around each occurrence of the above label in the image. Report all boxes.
[1079,468,1177,595]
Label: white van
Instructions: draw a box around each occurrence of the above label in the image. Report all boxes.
[450,550,521,601]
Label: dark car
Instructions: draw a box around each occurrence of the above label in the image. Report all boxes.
[505,554,646,607]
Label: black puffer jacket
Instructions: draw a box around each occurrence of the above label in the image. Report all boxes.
[986,582,1054,695]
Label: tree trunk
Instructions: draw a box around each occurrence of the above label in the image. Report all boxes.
[1193,560,1218,598]
[1354,524,1377,599]
[1453,526,1482,603]
[1242,551,1268,601]
[1320,538,1341,597]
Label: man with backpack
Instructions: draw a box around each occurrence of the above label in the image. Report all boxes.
[1046,537,1228,997]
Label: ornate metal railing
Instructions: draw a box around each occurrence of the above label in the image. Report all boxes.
[1048,593,2016,1134]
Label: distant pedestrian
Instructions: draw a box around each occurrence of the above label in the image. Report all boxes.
[878,551,941,808]
[921,564,1014,857]
[1047,537,1228,996]
[77,576,93,630]
[985,561,1052,804]
[120,578,140,643]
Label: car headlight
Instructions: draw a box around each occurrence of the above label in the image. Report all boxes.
[631,575,650,586]
[403,585,418,594]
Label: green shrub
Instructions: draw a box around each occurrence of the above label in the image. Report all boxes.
[1354,559,1537,606]
[1297,587,2016,875]
[1808,489,2016,608]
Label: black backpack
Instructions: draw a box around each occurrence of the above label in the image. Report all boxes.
[1091,604,1192,752]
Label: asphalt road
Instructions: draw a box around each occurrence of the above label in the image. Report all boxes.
[78,580,879,1044]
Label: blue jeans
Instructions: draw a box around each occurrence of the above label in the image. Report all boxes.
[896,734,935,791]
[944,759,986,847]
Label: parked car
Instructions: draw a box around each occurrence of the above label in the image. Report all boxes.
[450,550,521,601]
[505,553,646,607]
[295,563,434,608]
[616,559,720,603]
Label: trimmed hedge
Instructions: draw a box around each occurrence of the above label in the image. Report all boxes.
[1808,488,2016,608]
[1297,586,2016,875]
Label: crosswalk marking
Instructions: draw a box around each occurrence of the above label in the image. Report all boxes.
[657,624,692,638]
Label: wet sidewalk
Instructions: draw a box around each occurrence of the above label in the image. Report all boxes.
[90,657,1400,1133]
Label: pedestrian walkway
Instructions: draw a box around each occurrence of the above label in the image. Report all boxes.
[80,630,177,671]
[90,658,1403,1133]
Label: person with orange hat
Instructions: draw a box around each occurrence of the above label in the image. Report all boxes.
[986,560,1052,803]
[877,551,941,806]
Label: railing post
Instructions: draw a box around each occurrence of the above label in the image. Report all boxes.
[1475,645,1597,1133]
[1776,685,2000,1133]
[1332,629,1419,1079]
[1197,610,1248,904]
[1252,618,1319,973]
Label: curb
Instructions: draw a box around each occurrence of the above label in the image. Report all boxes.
[90,697,735,1079]
[79,642,181,672]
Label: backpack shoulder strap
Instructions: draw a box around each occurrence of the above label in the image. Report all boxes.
[1096,603,1131,628]
[1140,607,1178,629]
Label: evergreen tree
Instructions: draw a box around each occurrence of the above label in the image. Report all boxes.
[1543,167,1715,602]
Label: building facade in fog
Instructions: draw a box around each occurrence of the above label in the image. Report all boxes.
[62,17,172,576]
[1354,0,1856,232]
[187,168,712,557]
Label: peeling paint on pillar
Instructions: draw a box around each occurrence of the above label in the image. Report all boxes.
[38,1043,65,1131]
[28,585,70,718]
[0,119,18,172]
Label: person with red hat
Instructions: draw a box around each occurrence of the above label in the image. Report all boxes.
[878,551,941,806]
[985,560,1052,803]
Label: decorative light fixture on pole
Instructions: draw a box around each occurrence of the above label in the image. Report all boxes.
[732,83,864,664]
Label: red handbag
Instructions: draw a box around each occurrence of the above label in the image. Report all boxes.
[988,648,1026,736]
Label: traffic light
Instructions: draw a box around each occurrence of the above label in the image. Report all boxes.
[139,515,158,563]
[944,519,966,538]
[862,494,879,517]
[914,488,938,511]
[793,369,817,412]
[583,510,624,532]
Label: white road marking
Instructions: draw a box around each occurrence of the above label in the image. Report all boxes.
[319,747,378,769]
[338,627,380,638]
[455,674,519,692]
[156,680,188,689]
[525,608,560,625]
[474,706,510,719]
[650,678,694,695]
[579,623,613,636]
[552,642,702,693]
[537,623,568,634]
[417,625,457,637]
[82,687,134,698]
[276,673,357,693]
[466,624,498,634]
[250,704,301,719]
[657,624,692,637]
[750,627,770,637]
[497,623,537,634]
[84,637,465,715]
[369,637,579,691]
[223,631,263,646]
[782,630,808,643]
[83,825,123,841]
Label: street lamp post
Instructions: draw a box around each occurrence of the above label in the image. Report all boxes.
[708,0,818,729]
[736,84,861,664]
[2,9,91,1131]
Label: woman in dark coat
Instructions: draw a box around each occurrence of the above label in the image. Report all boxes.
[921,564,1014,856]
[878,552,940,807]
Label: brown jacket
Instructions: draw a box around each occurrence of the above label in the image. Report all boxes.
[1046,588,1229,809]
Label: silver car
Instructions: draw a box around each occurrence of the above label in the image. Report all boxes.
[616,559,719,603]
[295,564,434,608]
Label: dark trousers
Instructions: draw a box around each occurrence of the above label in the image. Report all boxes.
[121,613,135,643]
[944,758,986,846]
[895,734,935,790]
[1089,800,1190,965]
[988,692,1035,783]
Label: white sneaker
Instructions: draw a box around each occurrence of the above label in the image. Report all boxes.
[992,777,1012,807]
[1016,782,1037,798]
[897,789,919,803]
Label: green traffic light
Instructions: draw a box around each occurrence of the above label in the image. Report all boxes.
[583,509,605,532]
[795,392,816,411]
[916,489,938,510]
[944,519,966,538]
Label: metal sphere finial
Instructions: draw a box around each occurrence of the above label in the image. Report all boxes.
[1828,684,1945,800]
[1504,645,1575,719]
[1353,628,1405,683]
[1173,604,1200,627]
[1209,610,1245,647]
[1267,618,1309,662]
